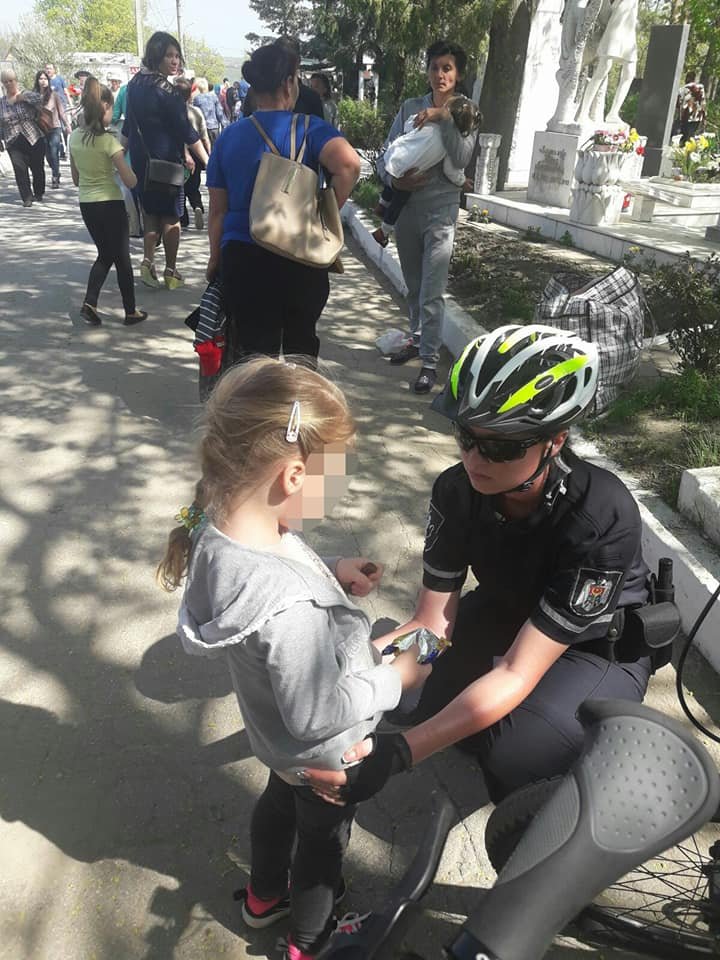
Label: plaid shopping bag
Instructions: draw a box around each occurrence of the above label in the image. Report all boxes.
[534,266,645,413]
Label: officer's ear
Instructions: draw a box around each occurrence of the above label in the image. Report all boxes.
[550,431,569,457]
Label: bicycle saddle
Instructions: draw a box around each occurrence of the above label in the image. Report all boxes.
[449,698,720,960]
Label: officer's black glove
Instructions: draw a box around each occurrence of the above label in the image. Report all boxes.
[341,732,413,803]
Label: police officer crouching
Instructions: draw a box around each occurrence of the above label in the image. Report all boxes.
[308,325,681,807]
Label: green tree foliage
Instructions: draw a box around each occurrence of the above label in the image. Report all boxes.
[7,13,78,86]
[309,0,492,103]
[184,37,225,83]
[37,0,137,51]
[247,0,313,42]
[337,96,387,172]
[683,0,720,98]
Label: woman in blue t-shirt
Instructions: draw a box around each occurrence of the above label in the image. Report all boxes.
[205,40,360,363]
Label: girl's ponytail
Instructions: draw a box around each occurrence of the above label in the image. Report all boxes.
[157,523,193,592]
[157,483,206,591]
[81,77,113,144]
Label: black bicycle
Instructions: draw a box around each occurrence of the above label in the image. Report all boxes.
[480,577,720,960]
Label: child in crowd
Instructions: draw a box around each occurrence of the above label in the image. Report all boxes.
[373,95,480,247]
[69,78,147,326]
[174,77,211,230]
[158,358,429,960]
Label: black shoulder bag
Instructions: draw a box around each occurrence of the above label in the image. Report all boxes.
[129,97,185,193]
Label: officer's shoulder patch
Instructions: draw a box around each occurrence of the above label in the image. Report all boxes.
[424,501,445,551]
[569,568,623,617]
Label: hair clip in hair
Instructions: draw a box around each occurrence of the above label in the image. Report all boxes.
[286,400,301,443]
[175,504,207,536]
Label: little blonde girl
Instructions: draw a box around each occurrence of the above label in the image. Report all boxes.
[158,358,428,959]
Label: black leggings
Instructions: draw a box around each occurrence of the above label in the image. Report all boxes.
[414,590,652,803]
[250,770,357,953]
[80,200,136,314]
[221,241,330,363]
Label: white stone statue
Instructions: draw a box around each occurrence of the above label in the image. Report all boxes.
[548,0,604,132]
[548,0,639,132]
[577,0,639,126]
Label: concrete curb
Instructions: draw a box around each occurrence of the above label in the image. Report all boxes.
[341,201,481,357]
[343,199,720,669]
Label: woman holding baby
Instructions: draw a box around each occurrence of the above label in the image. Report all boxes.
[377,40,477,395]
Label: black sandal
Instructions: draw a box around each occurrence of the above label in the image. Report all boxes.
[123,310,148,326]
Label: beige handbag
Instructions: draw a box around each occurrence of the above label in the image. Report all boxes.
[249,113,343,269]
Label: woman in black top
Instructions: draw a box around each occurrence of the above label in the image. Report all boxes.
[123,32,208,290]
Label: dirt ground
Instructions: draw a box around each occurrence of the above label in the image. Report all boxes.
[448,218,612,330]
[447,218,720,508]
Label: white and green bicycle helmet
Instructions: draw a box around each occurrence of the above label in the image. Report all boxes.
[432,324,599,439]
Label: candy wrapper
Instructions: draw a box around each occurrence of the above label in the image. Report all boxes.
[382,627,451,665]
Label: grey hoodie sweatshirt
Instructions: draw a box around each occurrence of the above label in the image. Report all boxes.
[177,525,402,778]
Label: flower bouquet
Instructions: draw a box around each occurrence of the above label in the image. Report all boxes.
[587,128,646,155]
[670,133,719,182]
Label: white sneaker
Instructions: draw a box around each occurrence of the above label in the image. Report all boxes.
[194,208,204,230]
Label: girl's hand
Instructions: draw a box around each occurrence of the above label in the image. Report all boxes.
[335,557,384,597]
[413,105,448,129]
[391,645,432,690]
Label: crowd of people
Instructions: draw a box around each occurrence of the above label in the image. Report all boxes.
[0,34,345,334]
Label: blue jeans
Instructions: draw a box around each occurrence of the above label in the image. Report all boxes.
[45,128,63,181]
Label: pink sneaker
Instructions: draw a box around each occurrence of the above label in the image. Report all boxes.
[279,910,370,960]
[235,885,290,929]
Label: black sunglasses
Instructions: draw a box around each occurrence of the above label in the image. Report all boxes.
[452,422,543,462]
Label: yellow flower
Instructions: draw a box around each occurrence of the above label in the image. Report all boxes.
[629,128,639,142]
[698,135,709,150]
[684,139,697,153]
[481,209,489,216]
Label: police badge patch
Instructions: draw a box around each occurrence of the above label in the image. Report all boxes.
[570,568,623,617]
[424,501,445,551]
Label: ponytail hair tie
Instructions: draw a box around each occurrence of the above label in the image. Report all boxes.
[175,504,208,536]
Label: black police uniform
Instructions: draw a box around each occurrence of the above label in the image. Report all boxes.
[415,447,653,802]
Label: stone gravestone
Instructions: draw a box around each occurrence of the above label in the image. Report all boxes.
[634,24,690,177]
[527,132,578,207]
[526,0,605,206]
[527,0,643,207]
[504,0,564,188]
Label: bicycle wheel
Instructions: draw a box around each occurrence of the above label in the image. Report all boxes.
[485,778,720,958]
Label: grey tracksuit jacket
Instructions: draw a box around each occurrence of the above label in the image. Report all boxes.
[177,525,402,778]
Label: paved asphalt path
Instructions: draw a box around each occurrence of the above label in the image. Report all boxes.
[1,164,717,960]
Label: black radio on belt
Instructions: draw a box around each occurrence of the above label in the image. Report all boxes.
[605,557,682,669]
